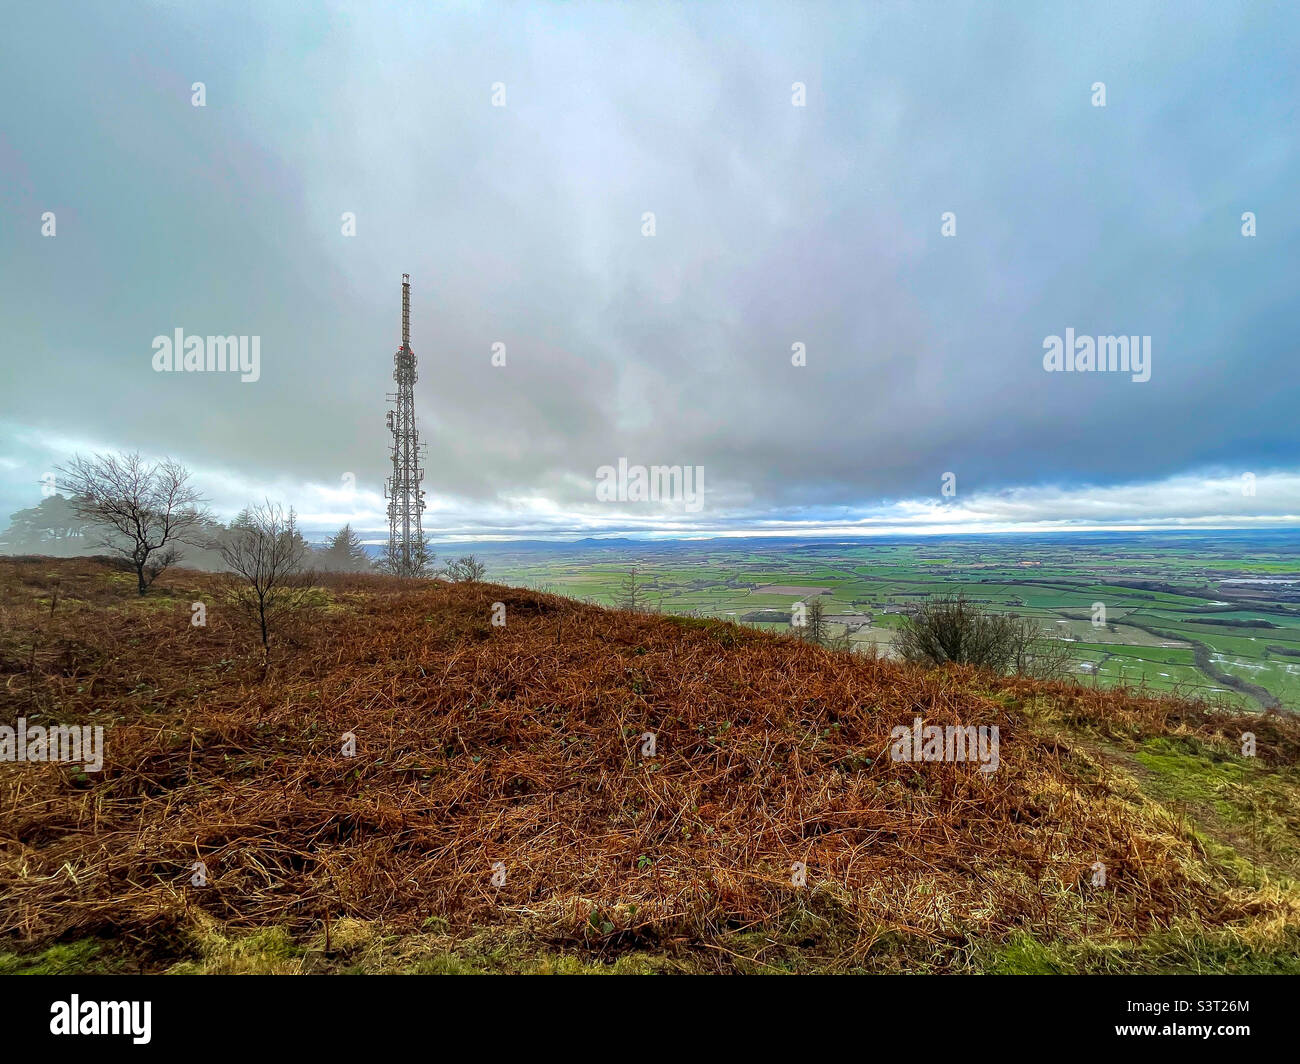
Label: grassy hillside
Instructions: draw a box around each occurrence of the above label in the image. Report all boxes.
[2,557,1299,974]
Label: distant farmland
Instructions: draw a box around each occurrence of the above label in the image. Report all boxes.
[464,531,1300,711]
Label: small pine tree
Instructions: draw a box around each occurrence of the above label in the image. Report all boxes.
[615,565,644,611]
[804,597,828,646]
[0,495,91,555]
[320,524,370,572]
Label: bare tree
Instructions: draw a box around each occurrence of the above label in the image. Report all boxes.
[58,452,209,595]
[441,555,487,582]
[220,501,315,651]
[1006,615,1075,681]
[373,535,434,578]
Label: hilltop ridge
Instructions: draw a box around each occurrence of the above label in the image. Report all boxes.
[2,557,1299,974]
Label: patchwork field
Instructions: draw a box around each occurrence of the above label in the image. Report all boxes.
[462,531,1300,712]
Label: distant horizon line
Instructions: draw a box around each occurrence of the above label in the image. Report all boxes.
[338,523,1300,548]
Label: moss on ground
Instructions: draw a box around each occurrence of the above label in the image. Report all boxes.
[982,925,1300,975]
[1132,736,1300,882]
[0,939,126,975]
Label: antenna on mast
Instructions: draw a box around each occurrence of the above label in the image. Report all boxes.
[385,273,427,576]
[401,274,411,349]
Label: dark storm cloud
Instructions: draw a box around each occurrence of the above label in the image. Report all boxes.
[1,1,1296,534]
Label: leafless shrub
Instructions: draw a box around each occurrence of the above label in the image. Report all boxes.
[893,593,1073,678]
[373,536,434,578]
[57,452,209,595]
[441,555,487,582]
[1007,617,1075,681]
[219,502,316,651]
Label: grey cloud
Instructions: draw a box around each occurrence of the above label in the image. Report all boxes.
[1,1,1296,535]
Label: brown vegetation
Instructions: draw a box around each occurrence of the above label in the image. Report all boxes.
[1,558,1298,972]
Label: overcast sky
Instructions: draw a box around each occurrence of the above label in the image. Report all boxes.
[2,1,1297,541]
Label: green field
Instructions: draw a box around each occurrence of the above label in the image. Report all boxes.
[457,532,1300,711]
